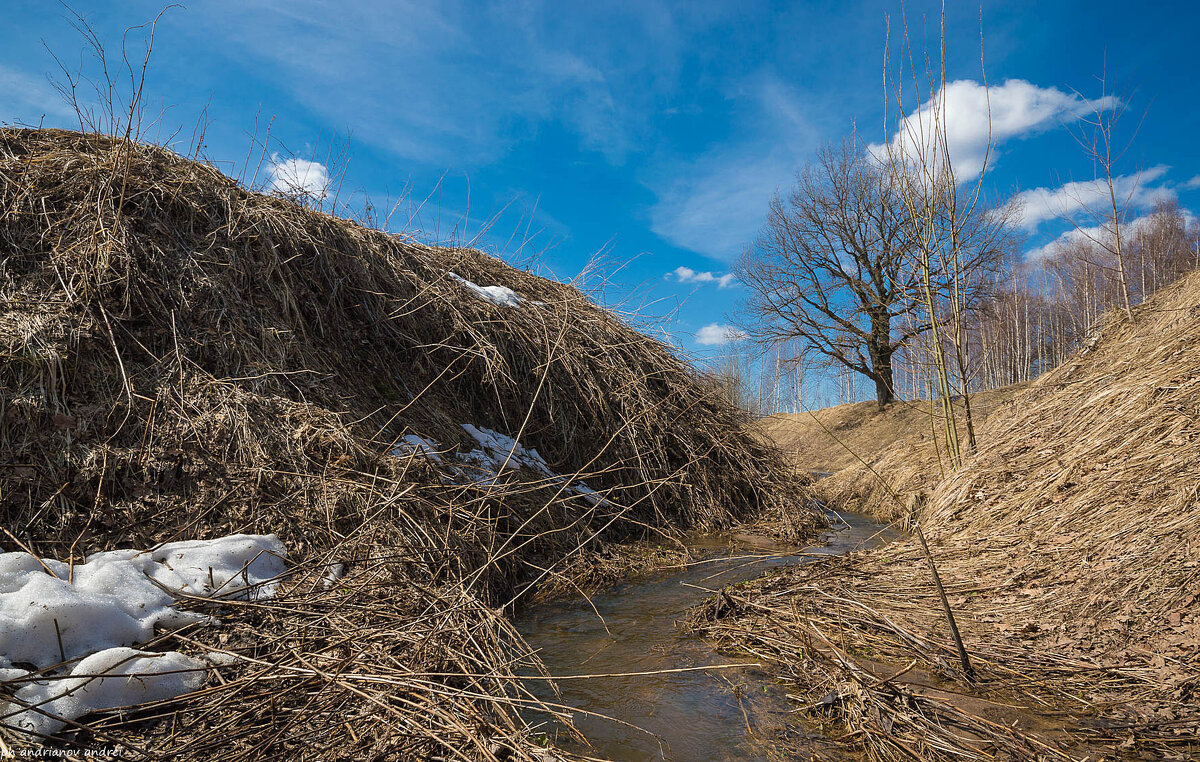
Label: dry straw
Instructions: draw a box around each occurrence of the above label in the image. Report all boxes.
[692,274,1200,760]
[0,129,818,759]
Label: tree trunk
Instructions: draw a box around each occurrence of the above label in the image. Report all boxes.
[873,365,894,407]
[868,315,895,407]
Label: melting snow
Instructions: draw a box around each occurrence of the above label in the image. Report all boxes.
[321,562,346,589]
[460,424,555,478]
[568,482,606,506]
[7,648,206,738]
[448,272,522,308]
[389,425,609,505]
[389,433,444,463]
[0,534,287,737]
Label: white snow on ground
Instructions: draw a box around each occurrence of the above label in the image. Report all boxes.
[321,563,346,589]
[202,651,241,667]
[8,648,206,738]
[0,534,287,737]
[389,425,609,505]
[460,424,555,478]
[448,272,522,308]
[389,433,445,463]
[568,482,606,506]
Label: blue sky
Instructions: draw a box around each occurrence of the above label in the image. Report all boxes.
[3,0,1198,360]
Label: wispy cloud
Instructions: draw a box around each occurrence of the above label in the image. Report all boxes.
[668,266,735,288]
[870,79,1118,178]
[1014,165,1173,230]
[695,322,746,345]
[650,151,796,261]
[195,0,687,166]
[0,63,75,125]
[651,79,1115,262]
[648,74,816,261]
[1185,175,1200,190]
[268,156,330,198]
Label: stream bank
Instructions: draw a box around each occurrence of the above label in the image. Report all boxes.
[517,512,897,760]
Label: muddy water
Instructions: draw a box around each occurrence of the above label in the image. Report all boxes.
[517,512,897,761]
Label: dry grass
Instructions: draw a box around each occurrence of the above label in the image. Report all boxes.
[0,128,819,758]
[689,542,1178,761]
[761,385,1027,522]
[693,275,1200,760]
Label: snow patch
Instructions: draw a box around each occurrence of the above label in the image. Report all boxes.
[568,482,607,506]
[5,648,206,737]
[448,272,522,308]
[460,424,555,478]
[389,434,444,463]
[321,563,346,589]
[202,651,241,667]
[389,425,610,505]
[0,534,287,737]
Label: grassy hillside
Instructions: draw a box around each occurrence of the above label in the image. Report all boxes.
[0,129,818,758]
[921,269,1200,658]
[698,274,1200,760]
[761,384,1027,519]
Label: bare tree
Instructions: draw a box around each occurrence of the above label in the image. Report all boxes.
[1063,69,1141,320]
[734,137,920,408]
[708,345,764,416]
[961,201,1195,392]
[1129,199,1197,299]
[755,339,810,414]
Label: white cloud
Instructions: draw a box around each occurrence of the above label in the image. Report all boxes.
[695,323,747,346]
[669,266,735,288]
[1185,175,1200,190]
[1026,226,1096,261]
[268,156,330,198]
[1025,208,1197,261]
[1014,165,1173,231]
[870,79,1119,179]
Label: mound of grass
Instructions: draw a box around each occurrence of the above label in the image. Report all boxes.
[0,128,817,758]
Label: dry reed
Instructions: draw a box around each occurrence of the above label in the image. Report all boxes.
[691,275,1200,760]
[0,128,819,759]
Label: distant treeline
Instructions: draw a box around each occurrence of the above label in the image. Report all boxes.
[714,194,1196,415]
[952,201,1197,391]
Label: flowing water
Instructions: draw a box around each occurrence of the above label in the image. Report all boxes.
[517,512,897,761]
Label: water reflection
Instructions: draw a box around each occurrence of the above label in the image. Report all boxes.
[517,512,897,761]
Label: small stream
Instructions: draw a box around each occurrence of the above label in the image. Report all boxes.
[517,512,897,761]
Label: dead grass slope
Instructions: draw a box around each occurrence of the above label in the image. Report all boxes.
[696,275,1200,760]
[922,268,1200,670]
[762,384,1026,521]
[0,129,817,759]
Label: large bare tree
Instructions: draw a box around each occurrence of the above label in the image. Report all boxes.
[734,137,919,407]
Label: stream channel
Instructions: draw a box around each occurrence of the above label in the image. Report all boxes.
[517,511,898,760]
